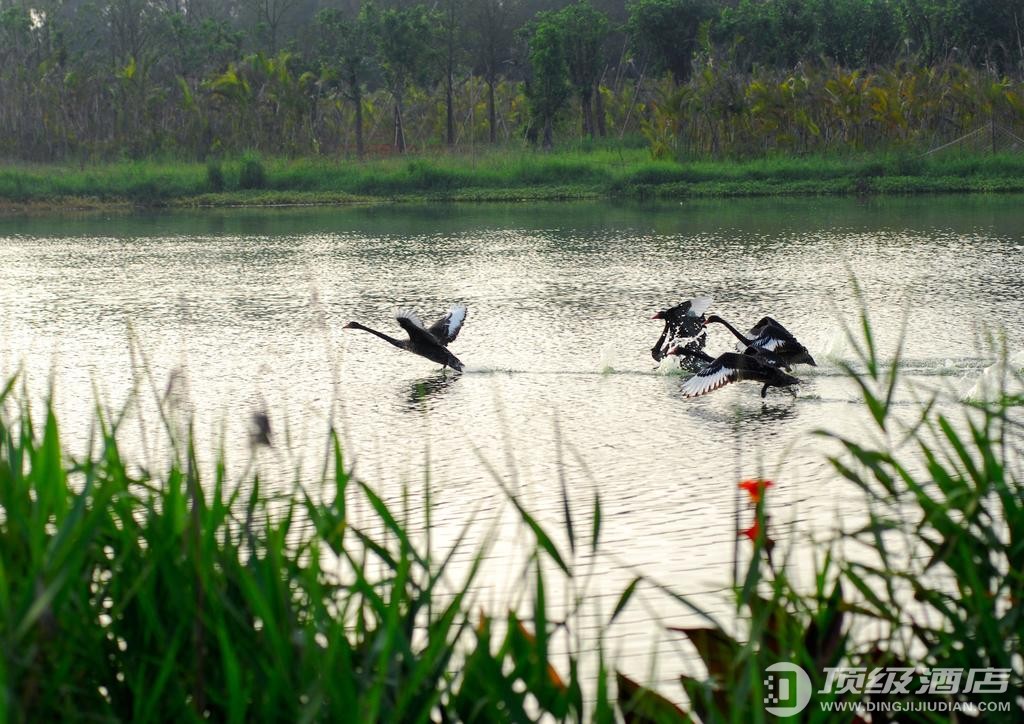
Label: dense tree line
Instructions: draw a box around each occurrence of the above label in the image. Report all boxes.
[1,0,1023,161]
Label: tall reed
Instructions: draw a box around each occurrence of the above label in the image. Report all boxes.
[1,310,1020,721]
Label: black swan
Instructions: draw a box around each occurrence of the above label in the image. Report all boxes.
[676,337,789,370]
[344,305,467,372]
[669,346,801,398]
[651,296,713,362]
[704,315,816,368]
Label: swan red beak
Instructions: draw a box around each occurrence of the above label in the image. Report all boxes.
[651,312,664,320]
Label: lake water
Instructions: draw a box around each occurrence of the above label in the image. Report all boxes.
[1,196,1022,683]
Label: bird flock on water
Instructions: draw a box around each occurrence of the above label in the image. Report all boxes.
[343,296,816,399]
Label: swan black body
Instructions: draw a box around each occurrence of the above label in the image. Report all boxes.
[651,296,713,365]
[344,306,467,372]
[670,347,801,398]
[704,315,816,368]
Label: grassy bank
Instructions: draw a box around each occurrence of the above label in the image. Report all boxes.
[3,148,1024,211]
[1,319,1022,721]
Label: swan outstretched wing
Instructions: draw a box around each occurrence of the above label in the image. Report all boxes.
[733,317,797,353]
[745,346,789,369]
[682,354,739,398]
[396,308,442,346]
[395,308,425,329]
[687,296,713,317]
[757,324,813,364]
[663,296,713,325]
[428,304,468,346]
[654,296,712,360]
[670,297,712,340]
[748,316,780,335]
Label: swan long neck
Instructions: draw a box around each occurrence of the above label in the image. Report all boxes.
[674,347,715,364]
[348,322,405,349]
[707,316,752,346]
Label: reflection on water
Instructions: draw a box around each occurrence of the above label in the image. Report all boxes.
[732,400,801,424]
[1,196,1022,674]
[405,373,460,411]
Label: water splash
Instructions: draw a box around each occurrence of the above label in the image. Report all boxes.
[816,327,858,367]
[597,342,618,374]
[960,350,1024,402]
[655,356,690,376]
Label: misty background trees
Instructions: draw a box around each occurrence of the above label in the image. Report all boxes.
[1,0,1023,161]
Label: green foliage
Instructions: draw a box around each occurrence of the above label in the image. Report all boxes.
[818,308,1024,714]
[812,0,902,67]
[238,152,266,189]
[3,0,1024,159]
[0,6,31,38]
[716,0,822,69]
[0,374,607,721]
[627,0,715,83]
[555,1,610,135]
[525,13,572,148]
[206,159,225,191]
[7,149,1024,208]
[0,388,475,720]
[371,3,443,152]
[643,60,1024,158]
[316,5,377,106]
[894,0,1024,69]
[376,4,442,92]
[0,304,1022,719]
[606,313,1023,721]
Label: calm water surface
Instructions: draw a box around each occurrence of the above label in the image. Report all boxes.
[1,196,1022,678]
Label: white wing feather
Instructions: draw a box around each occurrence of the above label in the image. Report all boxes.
[682,364,735,398]
[688,296,713,317]
[395,308,426,330]
[735,332,783,353]
[445,304,467,336]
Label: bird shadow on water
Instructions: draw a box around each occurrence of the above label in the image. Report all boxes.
[733,401,799,426]
[682,394,801,427]
[402,372,460,412]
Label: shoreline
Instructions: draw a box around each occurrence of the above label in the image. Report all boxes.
[3,150,1024,213]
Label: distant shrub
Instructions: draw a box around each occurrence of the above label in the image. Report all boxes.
[629,165,691,185]
[855,160,886,178]
[239,152,265,189]
[126,179,160,201]
[206,160,225,191]
[886,153,924,176]
[404,160,460,191]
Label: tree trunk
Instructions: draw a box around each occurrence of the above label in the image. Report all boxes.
[581,89,594,138]
[594,82,606,137]
[394,92,406,153]
[445,2,456,148]
[542,116,553,149]
[487,78,497,144]
[446,71,455,147]
[354,91,364,159]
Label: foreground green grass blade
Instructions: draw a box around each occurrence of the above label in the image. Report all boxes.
[2,310,1021,724]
